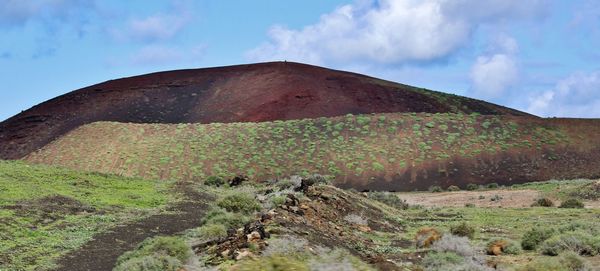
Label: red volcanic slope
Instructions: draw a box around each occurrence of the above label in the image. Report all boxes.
[0,62,531,160]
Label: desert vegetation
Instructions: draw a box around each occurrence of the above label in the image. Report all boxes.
[26,112,600,191]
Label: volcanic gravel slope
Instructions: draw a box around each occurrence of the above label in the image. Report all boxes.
[0,61,530,159]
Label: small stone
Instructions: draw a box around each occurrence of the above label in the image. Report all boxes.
[221,249,230,258]
[358,225,372,232]
[299,204,309,210]
[247,231,261,243]
[235,249,252,260]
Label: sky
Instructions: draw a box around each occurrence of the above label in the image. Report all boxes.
[1,0,599,122]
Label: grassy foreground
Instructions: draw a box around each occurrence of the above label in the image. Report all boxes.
[0,160,176,270]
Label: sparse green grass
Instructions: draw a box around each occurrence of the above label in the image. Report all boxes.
[511,179,596,200]
[26,113,574,183]
[0,160,175,271]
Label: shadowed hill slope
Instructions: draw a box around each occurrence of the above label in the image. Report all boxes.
[25,113,600,191]
[0,62,530,160]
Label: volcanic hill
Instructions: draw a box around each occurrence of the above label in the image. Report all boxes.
[0,61,529,160]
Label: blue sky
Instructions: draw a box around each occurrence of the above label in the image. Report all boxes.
[1,0,599,121]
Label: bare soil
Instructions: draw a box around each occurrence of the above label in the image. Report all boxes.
[399,189,542,208]
[398,189,600,208]
[53,183,212,271]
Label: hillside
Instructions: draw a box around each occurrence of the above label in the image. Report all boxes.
[0,62,530,160]
[25,113,600,191]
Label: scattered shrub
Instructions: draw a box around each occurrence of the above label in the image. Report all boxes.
[486,239,521,255]
[518,252,591,271]
[478,195,485,200]
[115,236,190,267]
[429,185,443,193]
[343,214,368,226]
[559,198,585,209]
[270,195,287,207]
[431,234,475,257]
[490,194,503,202]
[366,191,409,209]
[522,227,555,250]
[450,222,476,239]
[569,181,600,200]
[234,255,309,271]
[422,252,463,270]
[531,197,554,207]
[540,231,599,256]
[415,227,442,248]
[217,194,261,214]
[201,207,251,229]
[189,223,227,242]
[204,176,225,187]
[304,174,331,185]
[559,251,590,271]
[447,185,461,192]
[114,254,182,271]
[427,235,493,270]
[466,183,479,191]
[487,183,499,189]
[465,203,475,208]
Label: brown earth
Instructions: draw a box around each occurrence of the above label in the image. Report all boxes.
[399,189,542,208]
[398,188,600,208]
[0,61,530,160]
[54,183,212,271]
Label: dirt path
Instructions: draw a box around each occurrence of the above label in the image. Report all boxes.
[397,189,542,208]
[54,183,212,271]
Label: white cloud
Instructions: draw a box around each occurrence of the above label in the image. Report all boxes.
[110,1,192,43]
[527,71,600,117]
[127,15,187,42]
[469,54,518,99]
[247,0,546,65]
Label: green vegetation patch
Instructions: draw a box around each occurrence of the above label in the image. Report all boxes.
[25,113,574,184]
[0,160,175,271]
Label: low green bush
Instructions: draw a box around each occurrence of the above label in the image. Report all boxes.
[559,198,584,209]
[115,236,190,268]
[217,194,261,214]
[531,197,554,207]
[559,251,590,271]
[466,183,479,191]
[450,222,476,239]
[540,231,598,256]
[447,185,460,192]
[486,183,499,189]
[202,207,251,229]
[429,185,443,193]
[235,255,309,271]
[190,223,227,241]
[422,252,463,271]
[367,191,409,210]
[114,255,182,271]
[517,252,590,271]
[522,227,555,250]
[205,176,225,187]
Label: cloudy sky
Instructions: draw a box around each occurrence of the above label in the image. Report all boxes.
[1,0,599,121]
